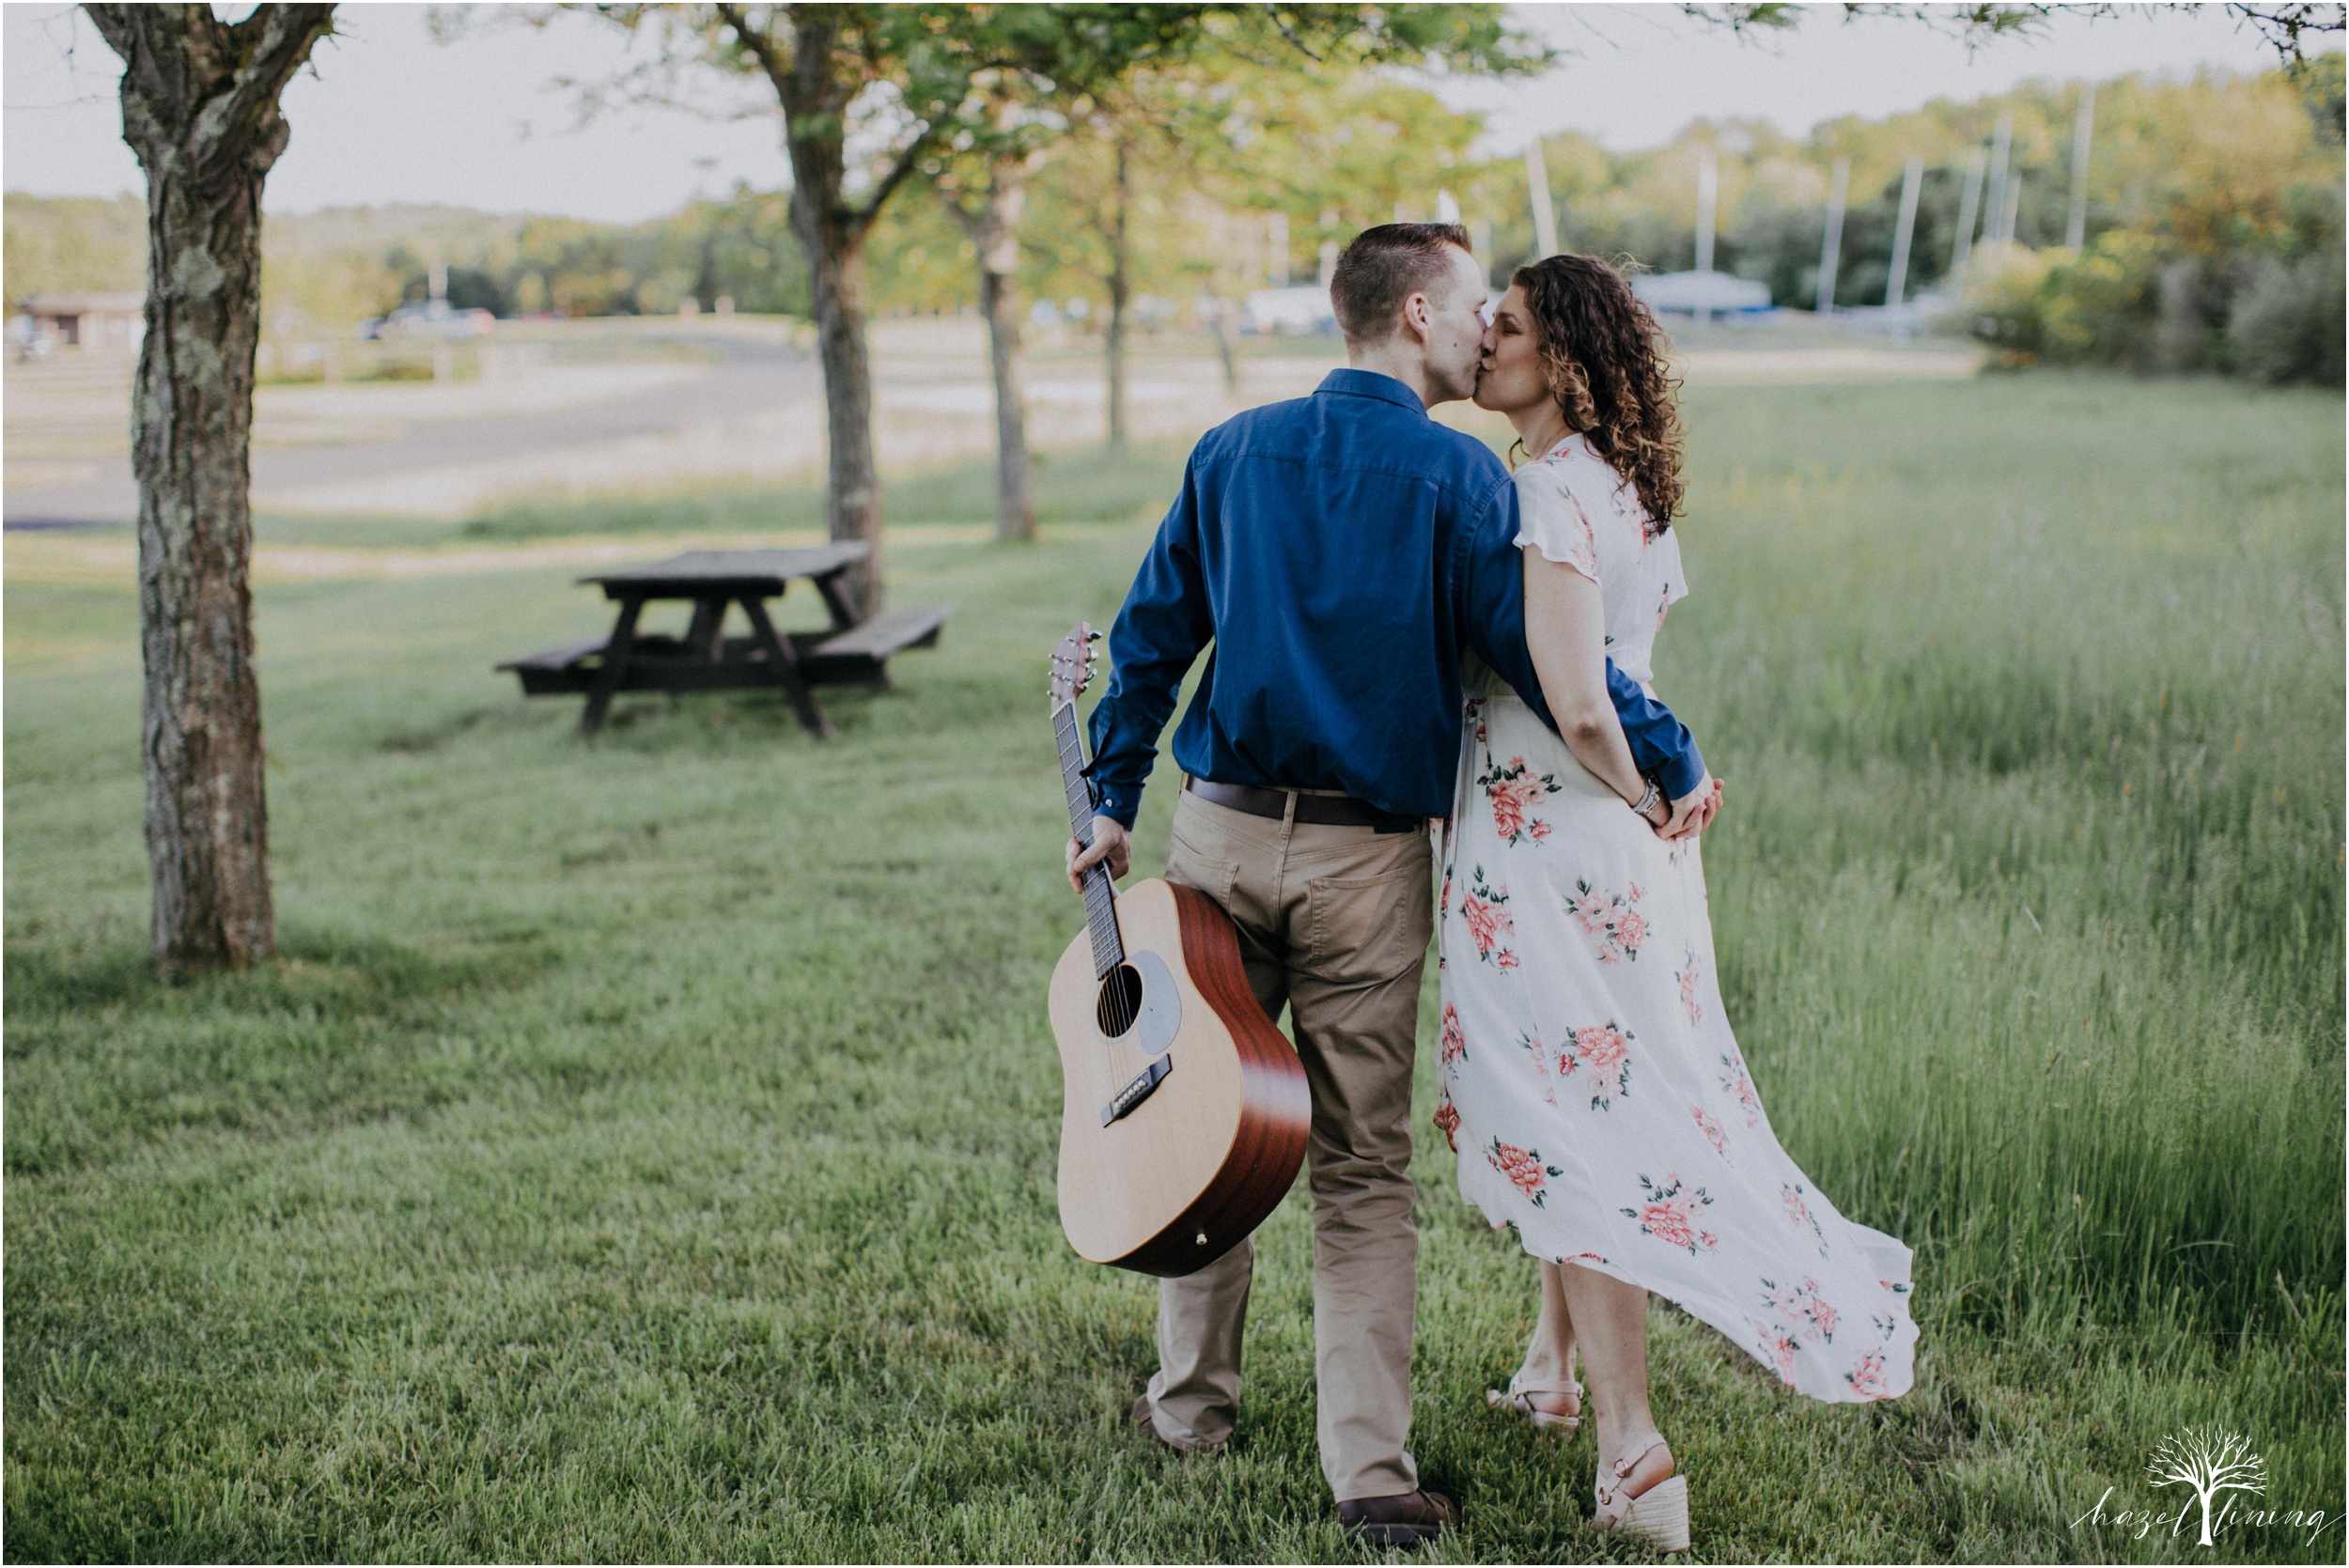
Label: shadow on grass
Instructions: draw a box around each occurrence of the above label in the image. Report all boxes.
[5,924,552,1026]
[4,928,558,1174]
[578,657,1019,751]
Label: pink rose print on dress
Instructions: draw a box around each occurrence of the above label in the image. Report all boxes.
[1465,696,1487,746]
[1563,879,1646,965]
[1432,1090,1460,1153]
[1517,1031,1557,1105]
[1439,1003,1467,1073]
[1487,1139,1562,1207]
[1762,1328,1798,1383]
[1477,754,1561,847]
[1622,1172,1718,1254]
[1558,1022,1634,1110]
[1691,1105,1727,1155]
[1844,1352,1891,1400]
[1781,1182,1828,1257]
[1675,949,1703,1026]
[1461,866,1518,970]
[1762,1277,1838,1343]
[1545,494,1600,580]
[1719,1052,1761,1126]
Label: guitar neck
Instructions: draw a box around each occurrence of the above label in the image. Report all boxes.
[1053,698,1127,977]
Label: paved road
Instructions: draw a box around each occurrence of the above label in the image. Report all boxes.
[5,330,819,530]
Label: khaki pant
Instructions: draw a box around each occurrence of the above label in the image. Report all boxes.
[1138,787,1434,1502]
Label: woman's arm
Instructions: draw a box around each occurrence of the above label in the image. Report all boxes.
[1522,551,1669,828]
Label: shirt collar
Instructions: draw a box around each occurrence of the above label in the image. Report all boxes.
[1315,368,1428,413]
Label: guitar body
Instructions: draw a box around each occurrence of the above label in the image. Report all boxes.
[1049,877,1311,1276]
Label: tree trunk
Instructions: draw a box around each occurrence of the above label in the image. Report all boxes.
[1104,133,1132,456]
[950,162,1036,543]
[775,3,886,616]
[1209,298,1241,394]
[794,199,885,613]
[86,2,334,978]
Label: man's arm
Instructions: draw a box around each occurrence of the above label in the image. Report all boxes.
[1070,466,1214,883]
[1461,478,1709,804]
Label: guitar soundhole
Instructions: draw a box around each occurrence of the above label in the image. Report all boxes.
[1096,963,1144,1038]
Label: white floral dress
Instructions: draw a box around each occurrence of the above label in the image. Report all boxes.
[1435,432,1917,1405]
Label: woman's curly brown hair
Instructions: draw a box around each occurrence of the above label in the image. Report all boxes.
[1514,254,1686,533]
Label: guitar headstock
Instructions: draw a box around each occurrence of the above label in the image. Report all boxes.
[1049,622,1099,711]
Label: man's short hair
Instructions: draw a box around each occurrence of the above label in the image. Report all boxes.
[1329,223,1474,345]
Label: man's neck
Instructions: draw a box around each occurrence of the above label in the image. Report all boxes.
[1346,341,1440,410]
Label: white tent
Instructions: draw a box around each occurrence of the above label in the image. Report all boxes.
[1245,285,1336,334]
[1630,271,1773,316]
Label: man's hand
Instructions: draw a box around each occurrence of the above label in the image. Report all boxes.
[1658,774,1723,841]
[1066,815,1131,893]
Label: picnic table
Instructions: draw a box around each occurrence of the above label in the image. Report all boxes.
[498,543,950,738]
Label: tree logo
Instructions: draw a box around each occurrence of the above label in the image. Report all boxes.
[2146,1426,2267,1548]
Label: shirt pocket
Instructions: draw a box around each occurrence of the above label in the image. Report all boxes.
[1305,859,1433,987]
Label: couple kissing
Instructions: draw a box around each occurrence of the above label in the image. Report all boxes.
[1065,224,1917,1551]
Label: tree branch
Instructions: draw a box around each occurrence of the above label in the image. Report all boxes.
[1259,5,1326,62]
[850,130,943,228]
[1688,1,2342,60]
[711,1,791,91]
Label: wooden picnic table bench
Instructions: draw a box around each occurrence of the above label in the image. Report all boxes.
[497,542,950,738]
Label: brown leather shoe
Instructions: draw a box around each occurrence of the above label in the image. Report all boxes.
[1130,1393,1174,1452]
[1337,1488,1457,1546]
[1131,1393,1223,1455]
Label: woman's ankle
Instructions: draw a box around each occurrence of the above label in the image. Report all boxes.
[1518,1341,1578,1388]
[1591,1405,1661,1460]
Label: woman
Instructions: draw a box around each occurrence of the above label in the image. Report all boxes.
[1435,256,1917,1551]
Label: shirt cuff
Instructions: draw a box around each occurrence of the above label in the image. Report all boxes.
[1089,776,1143,829]
[1655,744,1705,803]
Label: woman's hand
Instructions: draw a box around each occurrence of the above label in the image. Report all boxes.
[1657,775,1723,840]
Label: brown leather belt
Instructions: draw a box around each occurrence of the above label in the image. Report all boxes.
[1184,777,1423,833]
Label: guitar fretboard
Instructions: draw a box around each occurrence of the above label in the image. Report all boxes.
[1053,700,1126,977]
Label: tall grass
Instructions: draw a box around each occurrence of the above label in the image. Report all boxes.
[5,374,2340,1560]
[1665,376,2342,1341]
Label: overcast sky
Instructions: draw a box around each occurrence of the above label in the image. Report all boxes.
[4,3,2322,225]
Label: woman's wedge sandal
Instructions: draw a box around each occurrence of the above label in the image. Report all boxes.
[1484,1370,1583,1433]
[1593,1435,1688,1553]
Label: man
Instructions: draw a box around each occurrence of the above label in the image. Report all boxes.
[1067,225,1711,1546]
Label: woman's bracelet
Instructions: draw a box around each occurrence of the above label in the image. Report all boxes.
[1630,777,1661,822]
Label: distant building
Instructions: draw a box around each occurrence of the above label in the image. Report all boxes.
[20,291,146,354]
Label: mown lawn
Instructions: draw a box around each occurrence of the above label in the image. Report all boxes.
[5,373,2341,1562]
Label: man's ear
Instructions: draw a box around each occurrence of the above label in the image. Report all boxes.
[1397,290,1434,346]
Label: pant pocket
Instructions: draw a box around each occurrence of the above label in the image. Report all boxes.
[1305,858,1433,986]
[1165,831,1240,911]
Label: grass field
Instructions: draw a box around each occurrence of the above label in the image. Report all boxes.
[5,374,2341,1561]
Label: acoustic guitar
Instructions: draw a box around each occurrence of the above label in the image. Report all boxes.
[1045,623,1311,1276]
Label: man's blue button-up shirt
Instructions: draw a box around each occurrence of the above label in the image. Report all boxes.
[1085,368,1703,827]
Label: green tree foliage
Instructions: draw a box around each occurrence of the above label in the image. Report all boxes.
[1959,59,2343,380]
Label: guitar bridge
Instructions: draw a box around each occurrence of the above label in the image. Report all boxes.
[1101,1053,1173,1126]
